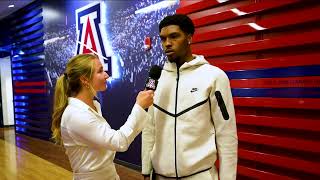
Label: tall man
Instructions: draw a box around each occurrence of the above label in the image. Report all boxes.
[142,14,238,180]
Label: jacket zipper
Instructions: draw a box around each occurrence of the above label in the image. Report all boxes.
[174,66,180,179]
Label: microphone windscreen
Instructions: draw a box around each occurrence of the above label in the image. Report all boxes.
[145,65,162,91]
[149,65,162,80]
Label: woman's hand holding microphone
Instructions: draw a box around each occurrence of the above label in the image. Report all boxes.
[136,90,154,109]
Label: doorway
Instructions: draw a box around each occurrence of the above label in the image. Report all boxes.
[0,56,14,127]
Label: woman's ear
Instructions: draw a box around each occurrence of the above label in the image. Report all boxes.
[80,76,89,88]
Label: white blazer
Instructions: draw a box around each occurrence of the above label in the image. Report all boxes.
[61,97,150,180]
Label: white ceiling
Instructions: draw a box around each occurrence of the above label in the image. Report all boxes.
[0,0,34,20]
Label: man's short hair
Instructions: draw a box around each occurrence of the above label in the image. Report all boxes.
[159,14,195,35]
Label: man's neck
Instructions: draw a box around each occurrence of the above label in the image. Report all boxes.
[176,54,194,68]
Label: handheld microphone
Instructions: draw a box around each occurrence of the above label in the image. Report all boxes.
[145,65,162,91]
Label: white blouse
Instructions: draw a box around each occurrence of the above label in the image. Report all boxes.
[61,97,150,180]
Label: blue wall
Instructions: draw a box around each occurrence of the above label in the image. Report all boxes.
[0,0,49,139]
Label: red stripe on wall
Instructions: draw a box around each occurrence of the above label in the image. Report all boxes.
[238,132,320,153]
[211,53,320,71]
[236,114,320,132]
[193,5,320,43]
[193,29,320,57]
[230,76,320,88]
[237,165,296,180]
[177,0,229,15]
[14,89,46,93]
[178,0,320,178]
[190,0,300,27]
[239,149,320,175]
[233,97,320,110]
[14,81,47,87]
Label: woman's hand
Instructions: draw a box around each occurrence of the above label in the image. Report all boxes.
[136,90,154,109]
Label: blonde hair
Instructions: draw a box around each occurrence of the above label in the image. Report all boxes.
[51,53,98,144]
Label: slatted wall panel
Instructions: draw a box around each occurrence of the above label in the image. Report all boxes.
[7,0,50,140]
[178,0,320,179]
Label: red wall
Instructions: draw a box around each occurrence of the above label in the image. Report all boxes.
[178,0,320,179]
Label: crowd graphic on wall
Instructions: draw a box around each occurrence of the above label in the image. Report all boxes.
[43,0,178,166]
[44,0,177,91]
[44,25,77,89]
[109,0,177,86]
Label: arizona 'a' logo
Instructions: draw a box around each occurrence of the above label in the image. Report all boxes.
[76,2,112,76]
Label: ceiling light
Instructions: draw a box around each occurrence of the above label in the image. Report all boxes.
[8,4,15,8]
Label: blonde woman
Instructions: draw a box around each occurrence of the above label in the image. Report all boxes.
[51,54,154,180]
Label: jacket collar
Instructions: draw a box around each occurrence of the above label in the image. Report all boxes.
[68,97,102,116]
[163,54,208,72]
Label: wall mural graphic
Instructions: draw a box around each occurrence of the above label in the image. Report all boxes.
[43,0,178,166]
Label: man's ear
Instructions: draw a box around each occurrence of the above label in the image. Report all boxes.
[187,34,192,45]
